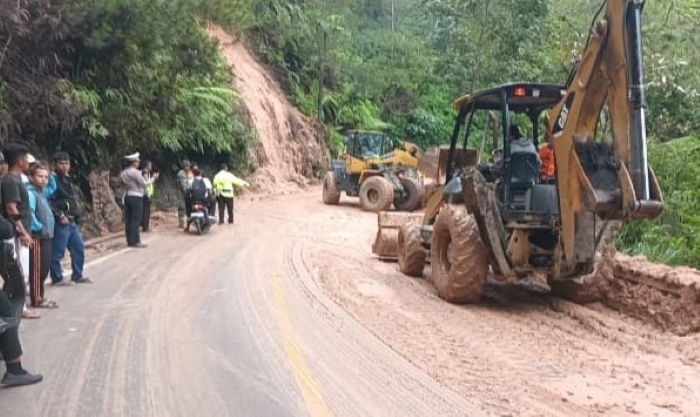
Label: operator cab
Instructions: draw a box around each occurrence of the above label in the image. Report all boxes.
[446,82,566,223]
[344,130,395,159]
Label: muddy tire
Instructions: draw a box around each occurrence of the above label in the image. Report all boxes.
[359,176,394,212]
[398,221,426,277]
[393,177,425,212]
[322,171,341,205]
[430,204,489,303]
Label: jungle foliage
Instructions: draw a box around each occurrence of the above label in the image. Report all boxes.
[0,0,257,179]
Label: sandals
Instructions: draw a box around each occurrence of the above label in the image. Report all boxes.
[34,299,59,309]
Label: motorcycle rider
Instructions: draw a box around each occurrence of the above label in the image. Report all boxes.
[184,167,213,232]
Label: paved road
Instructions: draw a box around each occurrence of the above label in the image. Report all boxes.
[0,192,481,417]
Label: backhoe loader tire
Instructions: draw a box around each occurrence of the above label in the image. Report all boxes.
[398,221,425,277]
[430,204,489,303]
[359,176,394,212]
[393,177,425,212]
[322,171,341,205]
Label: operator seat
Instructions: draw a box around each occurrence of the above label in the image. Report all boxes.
[510,152,540,189]
[509,152,540,210]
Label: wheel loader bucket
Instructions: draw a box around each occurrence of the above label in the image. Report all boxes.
[418,145,478,183]
[372,211,425,260]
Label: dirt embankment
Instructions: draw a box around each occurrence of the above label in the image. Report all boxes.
[207,25,330,196]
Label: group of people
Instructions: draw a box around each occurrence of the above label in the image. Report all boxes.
[118,155,250,243]
[174,159,250,231]
[1,144,89,387]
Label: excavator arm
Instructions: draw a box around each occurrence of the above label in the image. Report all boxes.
[548,0,664,275]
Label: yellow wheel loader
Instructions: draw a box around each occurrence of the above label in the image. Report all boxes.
[322,130,426,212]
[374,0,680,308]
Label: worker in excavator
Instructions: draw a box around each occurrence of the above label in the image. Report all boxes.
[479,125,540,182]
[508,125,539,158]
[539,133,556,184]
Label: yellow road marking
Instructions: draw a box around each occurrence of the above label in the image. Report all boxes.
[272,253,333,417]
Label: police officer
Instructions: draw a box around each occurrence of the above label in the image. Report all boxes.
[119,152,147,248]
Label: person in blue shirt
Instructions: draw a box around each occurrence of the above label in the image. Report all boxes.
[25,164,57,309]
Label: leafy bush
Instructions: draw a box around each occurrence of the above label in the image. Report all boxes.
[616,137,700,267]
[0,0,255,176]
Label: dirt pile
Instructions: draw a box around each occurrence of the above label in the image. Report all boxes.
[207,25,330,195]
[603,253,700,335]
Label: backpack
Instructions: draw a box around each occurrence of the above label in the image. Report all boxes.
[189,178,207,202]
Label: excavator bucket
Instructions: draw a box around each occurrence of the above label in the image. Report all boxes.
[372,211,425,260]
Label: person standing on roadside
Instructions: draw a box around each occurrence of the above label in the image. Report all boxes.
[1,144,40,319]
[26,164,57,309]
[120,152,147,248]
[140,159,158,233]
[48,151,91,285]
[0,213,43,386]
[176,159,192,228]
[213,163,250,225]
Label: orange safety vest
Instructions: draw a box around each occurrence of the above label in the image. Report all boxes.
[539,143,556,179]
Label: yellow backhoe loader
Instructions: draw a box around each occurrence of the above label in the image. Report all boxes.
[374,0,673,304]
[322,130,426,212]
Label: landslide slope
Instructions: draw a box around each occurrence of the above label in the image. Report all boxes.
[208,25,330,194]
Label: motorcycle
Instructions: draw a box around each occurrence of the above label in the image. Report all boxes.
[185,200,216,235]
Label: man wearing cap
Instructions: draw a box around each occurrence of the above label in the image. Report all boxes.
[48,151,91,285]
[119,152,147,248]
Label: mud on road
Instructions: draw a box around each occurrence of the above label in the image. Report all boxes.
[296,189,700,416]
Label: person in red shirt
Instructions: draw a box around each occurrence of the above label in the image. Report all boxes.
[539,136,556,184]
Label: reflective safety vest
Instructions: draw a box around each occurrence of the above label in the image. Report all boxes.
[213,170,250,199]
[146,182,155,198]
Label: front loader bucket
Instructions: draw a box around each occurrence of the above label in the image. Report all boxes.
[372,211,425,261]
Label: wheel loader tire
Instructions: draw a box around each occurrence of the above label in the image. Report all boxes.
[393,177,425,212]
[359,176,394,212]
[398,221,425,277]
[430,204,489,303]
[322,171,341,205]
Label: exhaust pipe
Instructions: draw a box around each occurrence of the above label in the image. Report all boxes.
[626,0,650,201]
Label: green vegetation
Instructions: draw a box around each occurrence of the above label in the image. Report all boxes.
[616,137,700,266]
[2,0,698,266]
[0,0,257,178]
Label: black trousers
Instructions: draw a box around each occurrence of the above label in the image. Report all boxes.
[124,195,144,246]
[1,241,26,362]
[184,195,192,217]
[0,291,22,362]
[142,196,151,232]
[216,196,234,224]
[29,237,52,307]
